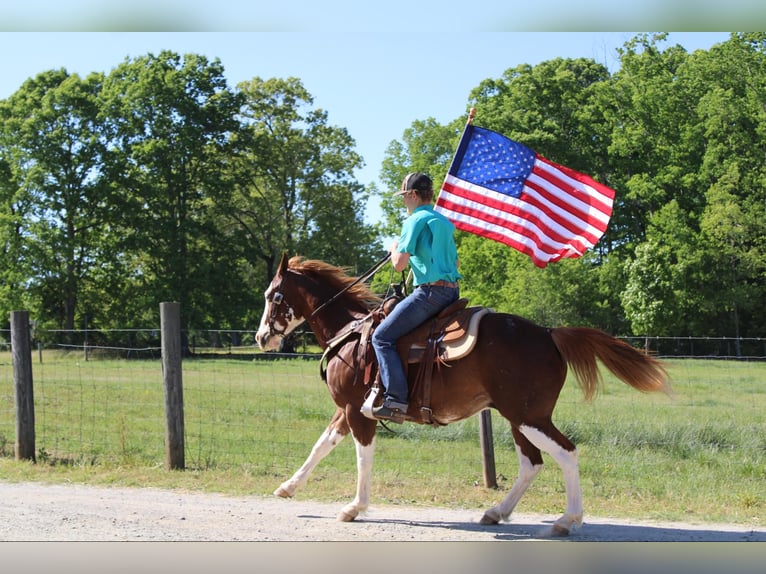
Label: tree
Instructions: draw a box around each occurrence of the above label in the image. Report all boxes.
[597,33,712,252]
[230,77,381,286]
[700,169,766,341]
[0,69,109,334]
[693,34,766,338]
[468,57,611,171]
[99,51,246,330]
[0,117,30,327]
[621,200,709,336]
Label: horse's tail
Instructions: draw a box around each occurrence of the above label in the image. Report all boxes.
[550,327,670,401]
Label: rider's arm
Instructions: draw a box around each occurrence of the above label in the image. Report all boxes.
[389,240,410,272]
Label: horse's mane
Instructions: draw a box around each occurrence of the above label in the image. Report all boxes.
[288,256,382,309]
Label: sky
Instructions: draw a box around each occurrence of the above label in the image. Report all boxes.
[0,31,734,225]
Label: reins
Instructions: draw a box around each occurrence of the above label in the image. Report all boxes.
[307,252,391,321]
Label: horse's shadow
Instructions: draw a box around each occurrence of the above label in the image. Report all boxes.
[297,514,765,542]
[491,520,766,542]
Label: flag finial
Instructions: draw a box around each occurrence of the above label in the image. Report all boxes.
[467,107,477,125]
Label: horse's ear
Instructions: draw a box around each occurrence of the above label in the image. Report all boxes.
[278,252,289,274]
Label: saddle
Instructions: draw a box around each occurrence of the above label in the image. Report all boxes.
[320,296,492,426]
[397,298,490,364]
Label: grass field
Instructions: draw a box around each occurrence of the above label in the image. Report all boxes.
[1,352,764,526]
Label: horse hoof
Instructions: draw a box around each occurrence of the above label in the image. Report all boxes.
[337,510,357,522]
[551,523,570,537]
[479,512,499,525]
[273,486,292,498]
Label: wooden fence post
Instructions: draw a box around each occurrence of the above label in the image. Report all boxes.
[479,408,497,488]
[11,310,35,461]
[160,302,185,470]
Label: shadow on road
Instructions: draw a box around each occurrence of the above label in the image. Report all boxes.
[342,515,765,542]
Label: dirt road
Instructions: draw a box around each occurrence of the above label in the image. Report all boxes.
[1,480,763,542]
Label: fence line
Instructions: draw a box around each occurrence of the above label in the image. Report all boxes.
[4,326,765,360]
[2,316,765,484]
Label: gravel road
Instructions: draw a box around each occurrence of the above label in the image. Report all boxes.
[1,480,763,542]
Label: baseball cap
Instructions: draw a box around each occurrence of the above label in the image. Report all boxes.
[393,172,432,196]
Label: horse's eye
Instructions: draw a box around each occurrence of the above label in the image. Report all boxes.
[272,292,284,305]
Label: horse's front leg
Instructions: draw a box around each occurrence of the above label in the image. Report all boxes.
[274,407,349,498]
[337,408,378,522]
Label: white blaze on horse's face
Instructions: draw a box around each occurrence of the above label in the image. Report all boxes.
[255,283,304,351]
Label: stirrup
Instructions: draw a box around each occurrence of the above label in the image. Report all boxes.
[371,404,407,424]
[360,385,381,420]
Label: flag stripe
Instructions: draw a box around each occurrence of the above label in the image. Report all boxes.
[530,158,613,229]
[440,178,598,252]
[438,179,591,265]
[520,180,606,241]
[434,124,615,268]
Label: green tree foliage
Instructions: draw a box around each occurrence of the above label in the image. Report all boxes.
[381,33,764,340]
[468,57,611,172]
[0,115,30,324]
[0,69,108,334]
[0,52,379,336]
[231,77,381,285]
[617,33,766,337]
[98,51,246,330]
[621,200,705,336]
[1,35,764,343]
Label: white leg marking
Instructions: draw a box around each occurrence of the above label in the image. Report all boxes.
[274,426,346,497]
[338,437,375,522]
[519,424,583,534]
[492,443,542,522]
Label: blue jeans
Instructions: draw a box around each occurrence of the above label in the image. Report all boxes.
[371,284,460,407]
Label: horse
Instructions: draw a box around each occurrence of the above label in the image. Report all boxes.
[255,253,670,536]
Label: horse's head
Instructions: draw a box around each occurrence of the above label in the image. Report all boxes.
[256,253,384,351]
[255,253,306,351]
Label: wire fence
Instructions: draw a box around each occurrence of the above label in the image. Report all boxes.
[3,328,765,361]
[3,328,318,361]
[622,336,766,360]
[1,328,765,501]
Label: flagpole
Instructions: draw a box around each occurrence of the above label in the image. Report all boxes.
[441,107,476,190]
[438,107,499,489]
[466,106,476,125]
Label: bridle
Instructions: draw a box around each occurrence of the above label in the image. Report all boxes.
[265,290,287,337]
[266,252,391,335]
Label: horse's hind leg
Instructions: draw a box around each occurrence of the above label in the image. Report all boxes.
[274,406,349,498]
[519,422,583,536]
[480,426,542,525]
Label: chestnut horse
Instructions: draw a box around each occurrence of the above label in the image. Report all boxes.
[255,254,669,536]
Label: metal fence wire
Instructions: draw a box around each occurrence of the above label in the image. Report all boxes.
[1,327,765,481]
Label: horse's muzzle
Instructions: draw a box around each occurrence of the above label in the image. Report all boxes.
[255,329,278,351]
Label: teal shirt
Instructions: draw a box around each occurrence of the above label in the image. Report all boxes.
[397,205,462,286]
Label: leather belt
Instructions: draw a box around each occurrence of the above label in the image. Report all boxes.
[420,280,459,288]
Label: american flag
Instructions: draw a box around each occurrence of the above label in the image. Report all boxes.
[435,125,614,268]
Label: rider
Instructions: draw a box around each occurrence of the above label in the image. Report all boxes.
[371,172,462,422]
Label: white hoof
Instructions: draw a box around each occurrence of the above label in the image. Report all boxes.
[337,507,358,522]
[273,484,294,498]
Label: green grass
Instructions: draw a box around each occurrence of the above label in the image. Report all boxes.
[1,352,764,526]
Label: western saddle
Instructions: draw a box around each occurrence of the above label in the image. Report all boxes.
[321,295,491,425]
